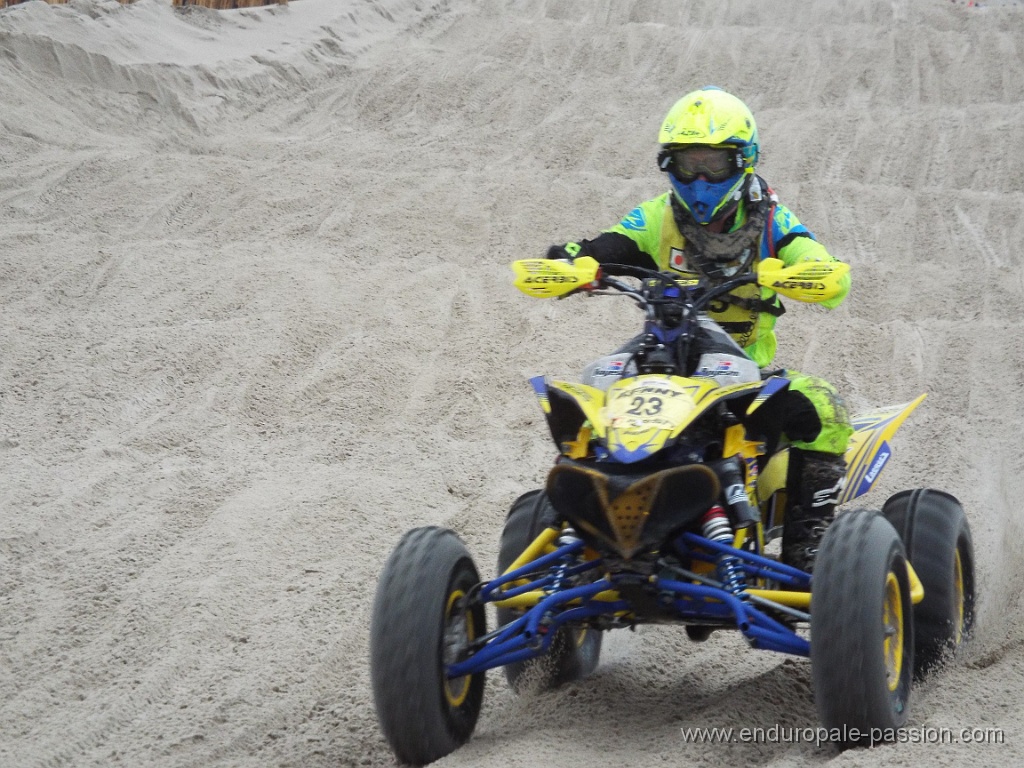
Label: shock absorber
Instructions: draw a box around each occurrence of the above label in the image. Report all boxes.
[549,526,581,591]
[700,505,747,597]
[532,526,582,649]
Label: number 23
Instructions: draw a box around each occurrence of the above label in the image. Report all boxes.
[625,396,663,416]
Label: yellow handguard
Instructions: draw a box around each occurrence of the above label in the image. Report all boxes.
[511,257,601,298]
[756,258,849,303]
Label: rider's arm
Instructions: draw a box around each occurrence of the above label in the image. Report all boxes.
[770,205,851,309]
[547,197,664,274]
[549,233,657,272]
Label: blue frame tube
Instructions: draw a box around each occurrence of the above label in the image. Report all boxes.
[450,531,816,679]
[524,581,619,637]
[449,569,809,679]
[657,577,807,654]
[677,532,812,587]
[448,593,628,677]
[479,539,586,601]
[490,556,602,601]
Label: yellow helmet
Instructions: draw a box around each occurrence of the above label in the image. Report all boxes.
[657,87,759,224]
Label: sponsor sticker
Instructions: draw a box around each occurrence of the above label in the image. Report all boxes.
[864,449,890,483]
[696,360,742,378]
[595,360,626,377]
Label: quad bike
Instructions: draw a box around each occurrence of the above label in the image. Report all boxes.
[369,256,975,765]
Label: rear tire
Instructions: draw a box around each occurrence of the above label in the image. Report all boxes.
[370,527,485,765]
[496,490,602,692]
[811,510,913,746]
[882,488,975,677]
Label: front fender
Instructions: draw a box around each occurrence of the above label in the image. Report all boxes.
[529,376,607,449]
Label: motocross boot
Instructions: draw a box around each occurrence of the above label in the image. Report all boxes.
[781,450,847,573]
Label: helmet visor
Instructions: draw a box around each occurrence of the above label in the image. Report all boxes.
[666,146,743,183]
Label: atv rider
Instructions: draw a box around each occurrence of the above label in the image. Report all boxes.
[547,86,852,572]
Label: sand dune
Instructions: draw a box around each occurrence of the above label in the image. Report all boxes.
[2,1,1022,766]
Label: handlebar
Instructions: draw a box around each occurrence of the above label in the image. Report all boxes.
[511,256,849,306]
[594,263,757,314]
[510,255,848,378]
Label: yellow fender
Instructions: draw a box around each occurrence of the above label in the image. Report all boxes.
[755,395,927,507]
[839,394,927,504]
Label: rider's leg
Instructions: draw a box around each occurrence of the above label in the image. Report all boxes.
[783,447,847,572]
[778,373,853,572]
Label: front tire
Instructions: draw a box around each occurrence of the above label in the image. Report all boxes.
[370,527,485,765]
[496,490,602,692]
[882,489,975,677]
[811,510,913,746]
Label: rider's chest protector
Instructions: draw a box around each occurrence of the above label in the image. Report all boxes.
[655,198,773,351]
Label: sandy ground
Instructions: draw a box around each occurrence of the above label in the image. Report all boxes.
[2,0,1024,766]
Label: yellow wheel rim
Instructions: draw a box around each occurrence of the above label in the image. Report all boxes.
[443,589,474,707]
[953,549,965,645]
[883,571,905,692]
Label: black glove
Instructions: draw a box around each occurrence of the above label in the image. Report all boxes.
[546,244,574,260]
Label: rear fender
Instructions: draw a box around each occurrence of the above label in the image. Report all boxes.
[838,394,927,504]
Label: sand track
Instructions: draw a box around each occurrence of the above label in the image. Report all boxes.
[1,1,1022,766]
